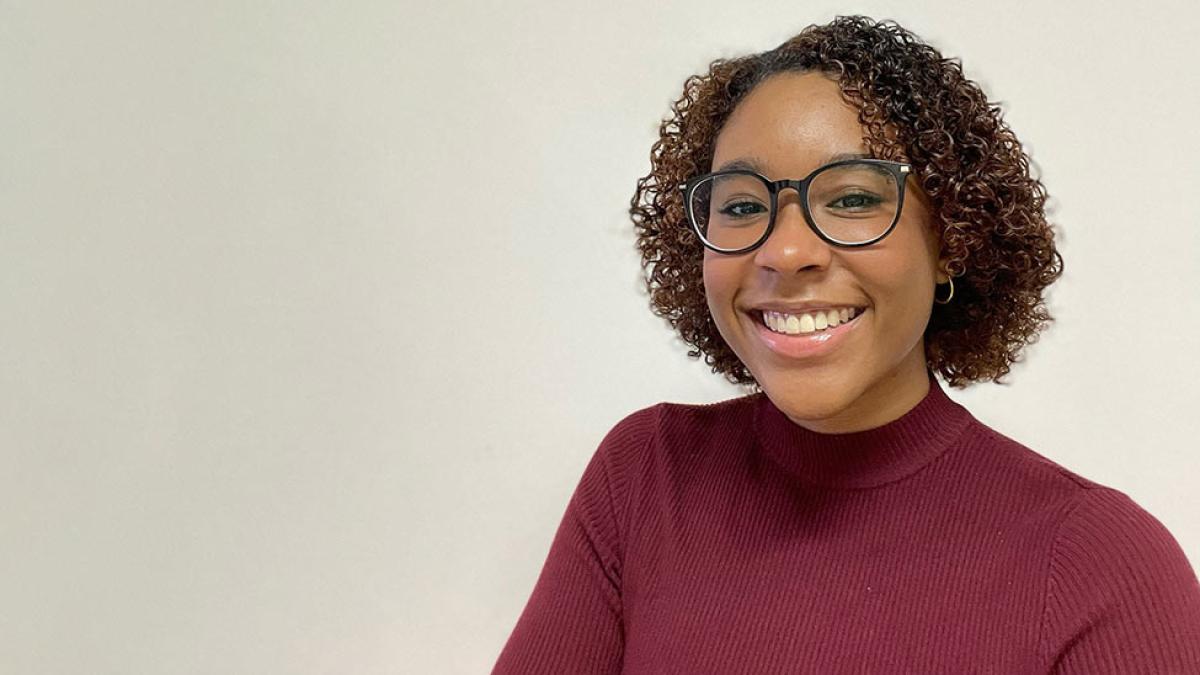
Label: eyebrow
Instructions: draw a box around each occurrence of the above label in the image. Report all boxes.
[713,151,872,174]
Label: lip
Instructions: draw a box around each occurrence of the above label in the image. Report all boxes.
[751,302,867,314]
[747,308,866,360]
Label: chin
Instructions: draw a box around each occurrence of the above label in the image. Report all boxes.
[756,370,858,419]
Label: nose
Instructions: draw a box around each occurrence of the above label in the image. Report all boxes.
[752,186,834,273]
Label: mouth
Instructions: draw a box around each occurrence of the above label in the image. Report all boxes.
[751,306,865,335]
[745,306,868,360]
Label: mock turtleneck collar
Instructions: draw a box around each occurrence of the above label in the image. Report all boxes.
[752,369,973,489]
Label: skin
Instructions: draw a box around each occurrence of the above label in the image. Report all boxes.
[703,71,951,433]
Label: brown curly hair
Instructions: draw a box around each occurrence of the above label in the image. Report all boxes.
[629,14,1064,390]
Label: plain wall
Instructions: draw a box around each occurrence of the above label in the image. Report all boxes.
[2,1,1197,673]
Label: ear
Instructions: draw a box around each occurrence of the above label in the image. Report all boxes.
[926,213,952,286]
[936,257,952,285]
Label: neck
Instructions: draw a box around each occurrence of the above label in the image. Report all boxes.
[753,369,973,489]
[782,359,934,434]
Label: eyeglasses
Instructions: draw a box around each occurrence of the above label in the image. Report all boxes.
[677,158,912,254]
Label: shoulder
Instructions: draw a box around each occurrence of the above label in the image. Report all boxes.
[1038,485,1200,665]
[594,401,664,462]
[1044,484,1200,624]
[944,418,1131,528]
[591,394,758,486]
[654,393,761,438]
[1051,486,1195,577]
[598,394,758,456]
[952,419,1197,591]
[961,419,1108,492]
[600,391,758,444]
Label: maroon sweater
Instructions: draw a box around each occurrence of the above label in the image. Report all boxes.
[492,371,1200,673]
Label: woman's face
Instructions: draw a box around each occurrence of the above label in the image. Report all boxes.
[703,71,950,433]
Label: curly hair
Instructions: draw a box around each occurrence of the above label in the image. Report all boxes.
[629,14,1064,390]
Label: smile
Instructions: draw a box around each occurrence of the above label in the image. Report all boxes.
[759,307,863,335]
[749,307,867,360]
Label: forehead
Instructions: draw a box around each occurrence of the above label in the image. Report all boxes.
[711,71,869,176]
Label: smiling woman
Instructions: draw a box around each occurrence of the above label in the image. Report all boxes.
[491,15,1200,674]
[699,71,946,433]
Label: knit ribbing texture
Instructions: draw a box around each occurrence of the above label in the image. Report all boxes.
[492,371,1200,673]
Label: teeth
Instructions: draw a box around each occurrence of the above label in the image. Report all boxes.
[762,308,861,335]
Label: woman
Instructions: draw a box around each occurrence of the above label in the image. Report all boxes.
[493,15,1200,673]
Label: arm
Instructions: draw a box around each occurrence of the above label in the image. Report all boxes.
[491,406,658,675]
[1039,487,1200,672]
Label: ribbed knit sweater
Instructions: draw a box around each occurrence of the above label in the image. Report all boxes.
[492,371,1200,673]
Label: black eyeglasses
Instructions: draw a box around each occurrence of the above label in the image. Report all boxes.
[677,158,912,254]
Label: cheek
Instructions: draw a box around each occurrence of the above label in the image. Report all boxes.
[701,256,740,325]
[868,223,939,301]
[876,258,937,341]
[701,254,726,299]
[855,251,934,328]
[701,259,719,315]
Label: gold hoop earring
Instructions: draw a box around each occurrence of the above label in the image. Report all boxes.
[934,276,955,305]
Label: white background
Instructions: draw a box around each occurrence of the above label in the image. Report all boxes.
[2,1,1197,673]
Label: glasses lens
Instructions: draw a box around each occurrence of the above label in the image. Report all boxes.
[688,172,770,251]
[807,161,900,245]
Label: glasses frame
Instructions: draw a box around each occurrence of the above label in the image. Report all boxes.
[677,158,913,254]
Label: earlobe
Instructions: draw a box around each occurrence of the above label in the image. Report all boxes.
[936,260,952,285]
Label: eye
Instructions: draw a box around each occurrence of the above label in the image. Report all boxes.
[719,201,768,218]
[827,193,882,210]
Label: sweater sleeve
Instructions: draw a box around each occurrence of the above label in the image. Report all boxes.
[491,405,658,675]
[1039,486,1200,673]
